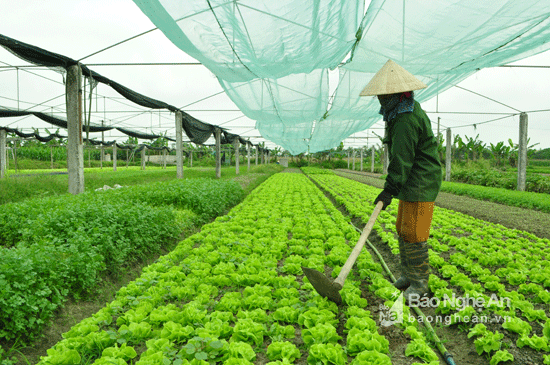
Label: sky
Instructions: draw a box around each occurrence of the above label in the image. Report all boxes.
[1,0,550,152]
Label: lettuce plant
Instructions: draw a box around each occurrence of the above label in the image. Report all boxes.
[298,308,337,329]
[301,323,341,347]
[268,323,295,341]
[517,334,549,352]
[502,317,531,336]
[230,319,265,347]
[266,341,301,362]
[490,350,514,365]
[306,343,346,365]
[405,339,439,363]
[346,328,389,355]
[160,321,195,343]
[272,306,300,324]
[350,350,391,365]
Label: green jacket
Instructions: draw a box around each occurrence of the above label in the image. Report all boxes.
[384,101,442,202]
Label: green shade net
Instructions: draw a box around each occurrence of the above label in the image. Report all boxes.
[133,0,550,154]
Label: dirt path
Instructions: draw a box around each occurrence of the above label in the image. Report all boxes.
[335,169,550,240]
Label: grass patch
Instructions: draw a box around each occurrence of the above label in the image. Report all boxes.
[0,165,283,205]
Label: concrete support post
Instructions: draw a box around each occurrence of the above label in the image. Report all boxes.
[446,128,452,182]
[113,143,117,172]
[0,129,6,178]
[189,150,192,167]
[247,142,251,172]
[66,64,85,194]
[518,112,528,191]
[347,151,350,169]
[360,148,363,171]
[141,147,146,170]
[162,149,167,169]
[100,146,104,169]
[255,146,258,165]
[215,128,221,178]
[175,111,184,179]
[50,145,54,169]
[352,149,356,170]
[370,146,376,172]
[234,139,240,175]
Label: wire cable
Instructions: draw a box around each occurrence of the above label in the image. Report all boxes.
[77,27,157,62]
[452,85,522,113]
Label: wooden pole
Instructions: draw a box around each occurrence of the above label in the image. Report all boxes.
[215,128,221,178]
[0,129,6,178]
[14,141,17,173]
[247,141,251,172]
[141,147,146,170]
[113,143,117,172]
[66,64,84,194]
[437,117,441,144]
[234,138,240,175]
[100,121,104,169]
[445,128,452,182]
[517,113,528,191]
[371,147,375,173]
[175,111,184,179]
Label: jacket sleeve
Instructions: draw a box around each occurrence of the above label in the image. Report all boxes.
[384,115,419,196]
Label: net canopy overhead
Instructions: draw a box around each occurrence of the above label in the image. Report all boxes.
[133,0,550,154]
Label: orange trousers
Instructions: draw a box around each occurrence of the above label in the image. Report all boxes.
[395,201,434,243]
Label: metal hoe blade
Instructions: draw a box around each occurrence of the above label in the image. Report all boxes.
[302,266,343,305]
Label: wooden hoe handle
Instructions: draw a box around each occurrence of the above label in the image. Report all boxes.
[333,201,384,287]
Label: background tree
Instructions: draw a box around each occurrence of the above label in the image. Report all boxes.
[489,141,510,167]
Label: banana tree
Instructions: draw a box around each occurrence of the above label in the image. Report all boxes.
[489,141,510,167]
[454,135,467,160]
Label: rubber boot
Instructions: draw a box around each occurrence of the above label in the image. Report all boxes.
[403,241,430,304]
[392,237,410,289]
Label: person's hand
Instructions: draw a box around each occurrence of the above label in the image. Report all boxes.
[374,190,392,210]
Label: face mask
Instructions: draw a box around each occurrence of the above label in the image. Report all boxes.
[378,94,400,111]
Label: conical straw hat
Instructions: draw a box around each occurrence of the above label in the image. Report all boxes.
[360,59,427,96]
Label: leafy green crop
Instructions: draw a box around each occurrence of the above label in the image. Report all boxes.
[306,343,346,365]
[517,334,549,352]
[34,173,396,365]
[468,324,504,355]
[302,323,341,347]
[266,341,301,362]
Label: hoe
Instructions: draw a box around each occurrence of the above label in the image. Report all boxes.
[302,201,383,304]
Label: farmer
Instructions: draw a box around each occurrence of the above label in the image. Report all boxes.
[360,59,442,303]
